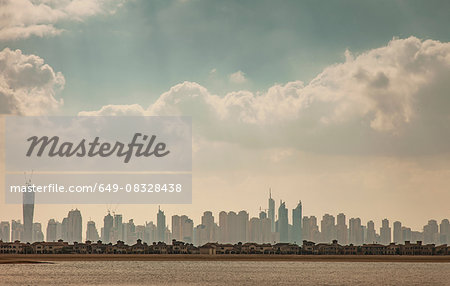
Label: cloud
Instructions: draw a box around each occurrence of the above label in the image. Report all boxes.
[0,0,126,40]
[79,37,450,155]
[229,70,247,84]
[0,48,65,115]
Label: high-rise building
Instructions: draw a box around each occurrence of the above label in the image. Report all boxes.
[349,218,363,245]
[181,216,194,243]
[157,206,166,242]
[172,215,193,243]
[440,219,450,244]
[249,217,262,243]
[172,215,182,241]
[86,221,100,242]
[423,220,439,244]
[67,209,82,243]
[46,219,57,242]
[292,201,302,244]
[365,220,377,243]
[393,221,402,243]
[22,180,35,243]
[32,223,44,242]
[113,214,123,242]
[202,211,216,242]
[237,211,248,243]
[336,213,348,245]
[278,200,288,242]
[320,214,336,243]
[380,219,391,245]
[0,221,11,242]
[402,226,412,242]
[103,212,113,243]
[268,190,275,233]
[11,220,23,242]
[61,217,68,242]
[218,211,228,243]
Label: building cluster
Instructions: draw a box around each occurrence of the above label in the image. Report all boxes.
[0,239,449,256]
[1,191,449,248]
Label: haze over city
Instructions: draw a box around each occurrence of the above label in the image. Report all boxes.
[1,0,450,237]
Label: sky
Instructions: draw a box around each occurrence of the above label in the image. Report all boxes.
[1,0,450,235]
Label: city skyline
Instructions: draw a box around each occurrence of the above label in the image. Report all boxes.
[1,191,448,247]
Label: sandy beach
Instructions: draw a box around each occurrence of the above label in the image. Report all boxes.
[1,254,449,264]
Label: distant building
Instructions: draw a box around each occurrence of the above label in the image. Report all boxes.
[380,219,391,245]
[349,218,363,245]
[320,214,335,243]
[440,219,450,244]
[0,221,11,242]
[336,213,348,245]
[22,180,35,243]
[46,219,58,242]
[86,221,100,242]
[67,209,82,243]
[157,207,166,242]
[103,212,113,243]
[32,223,44,242]
[268,190,275,233]
[292,201,302,244]
[393,221,402,244]
[278,201,288,243]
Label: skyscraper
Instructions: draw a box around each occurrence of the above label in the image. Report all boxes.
[237,211,249,243]
[393,221,402,244]
[380,219,391,245]
[157,206,166,242]
[440,219,450,244]
[365,220,377,243]
[268,189,275,233]
[0,221,11,242]
[292,201,302,244]
[11,220,23,242]
[202,211,216,242]
[67,209,82,243]
[103,212,113,243]
[86,220,100,242]
[336,213,348,245]
[113,214,123,242]
[320,214,336,243]
[278,200,288,242]
[423,220,439,244]
[46,219,57,242]
[22,180,35,243]
[32,222,44,242]
[349,218,363,245]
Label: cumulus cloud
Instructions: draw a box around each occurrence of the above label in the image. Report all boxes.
[0,48,64,115]
[79,37,450,155]
[229,70,247,84]
[0,0,125,40]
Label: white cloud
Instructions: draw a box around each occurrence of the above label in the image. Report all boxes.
[0,48,64,115]
[229,70,247,84]
[79,37,450,155]
[0,0,126,40]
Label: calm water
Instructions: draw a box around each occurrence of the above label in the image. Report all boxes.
[1,261,449,285]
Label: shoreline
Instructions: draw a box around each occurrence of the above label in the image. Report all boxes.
[1,254,449,264]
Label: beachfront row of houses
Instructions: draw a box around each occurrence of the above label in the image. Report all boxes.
[0,239,449,255]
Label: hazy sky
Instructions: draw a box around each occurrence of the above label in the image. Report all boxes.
[1,0,450,235]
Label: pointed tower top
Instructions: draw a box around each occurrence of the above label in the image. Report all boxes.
[269,188,272,199]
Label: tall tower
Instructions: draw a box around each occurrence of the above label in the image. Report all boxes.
[292,201,302,244]
[103,211,113,243]
[278,200,288,242]
[157,206,166,243]
[23,178,35,243]
[268,189,275,233]
[67,209,82,243]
